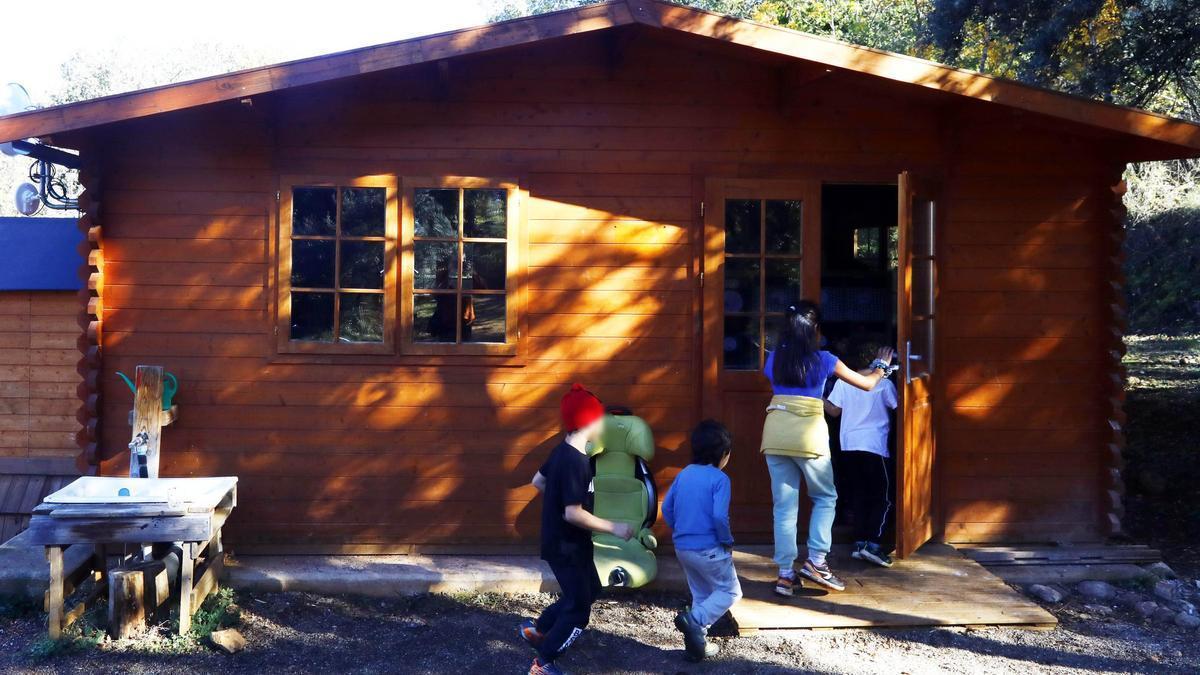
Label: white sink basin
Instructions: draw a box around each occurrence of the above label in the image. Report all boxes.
[43,476,237,508]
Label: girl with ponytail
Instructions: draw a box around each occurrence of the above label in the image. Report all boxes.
[760,300,894,597]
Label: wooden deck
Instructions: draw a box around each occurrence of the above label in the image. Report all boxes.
[727,544,1056,633]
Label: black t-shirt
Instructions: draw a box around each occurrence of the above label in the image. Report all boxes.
[538,441,595,562]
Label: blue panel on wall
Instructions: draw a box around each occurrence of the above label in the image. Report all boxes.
[0,217,84,291]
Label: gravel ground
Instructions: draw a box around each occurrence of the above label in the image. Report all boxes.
[0,585,1197,675]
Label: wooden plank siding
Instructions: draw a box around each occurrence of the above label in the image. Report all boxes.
[86,31,1116,549]
[0,292,82,458]
[938,121,1120,544]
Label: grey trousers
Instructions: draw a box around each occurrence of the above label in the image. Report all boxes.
[675,546,743,627]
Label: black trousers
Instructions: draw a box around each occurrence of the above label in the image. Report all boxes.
[842,450,894,547]
[536,553,602,663]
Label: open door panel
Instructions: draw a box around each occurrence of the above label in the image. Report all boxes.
[895,171,938,558]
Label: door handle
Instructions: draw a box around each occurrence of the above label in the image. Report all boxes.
[905,339,924,383]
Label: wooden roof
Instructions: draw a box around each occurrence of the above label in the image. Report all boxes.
[2,0,1199,154]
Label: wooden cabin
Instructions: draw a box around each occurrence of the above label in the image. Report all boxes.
[1,1,1198,556]
[0,216,82,540]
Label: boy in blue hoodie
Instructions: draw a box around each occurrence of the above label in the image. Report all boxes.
[662,419,742,662]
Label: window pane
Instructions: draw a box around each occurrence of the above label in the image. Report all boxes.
[339,293,383,343]
[464,189,507,239]
[765,259,802,312]
[725,200,760,254]
[291,240,335,288]
[764,314,784,353]
[414,294,458,343]
[341,187,386,237]
[765,199,802,253]
[292,187,337,236]
[414,189,459,238]
[724,258,760,313]
[723,315,759,370]
[463,243,506,290]
[290,292,334,341]
[913,199,934,257]
[340,240,385,290]
[912,258,934,317]
[414,241,459,290]
[465,294,506,343]
[854,227,882,265]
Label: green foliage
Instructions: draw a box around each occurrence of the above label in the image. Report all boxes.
[1125,209,1200,334]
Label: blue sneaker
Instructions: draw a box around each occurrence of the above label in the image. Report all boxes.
[518,618,544,649]
[859,542,894,568]
[850,541,867,560]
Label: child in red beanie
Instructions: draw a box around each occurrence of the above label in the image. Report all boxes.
[521,384,634,675]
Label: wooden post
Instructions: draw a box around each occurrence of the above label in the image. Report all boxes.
[46,546,63,640]
[178,547,195,635]
[107,568,147,639]
[130,366,164,478]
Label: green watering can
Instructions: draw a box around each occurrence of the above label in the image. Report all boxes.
[117,371,178,410]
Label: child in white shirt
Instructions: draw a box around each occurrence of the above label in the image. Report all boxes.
[825,343,899,568]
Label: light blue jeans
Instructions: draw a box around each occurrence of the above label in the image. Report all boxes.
[675,546,743,627]
[765,453,838,571]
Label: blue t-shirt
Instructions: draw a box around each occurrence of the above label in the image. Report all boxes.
[763,349,838,398]
[662,464,733,551]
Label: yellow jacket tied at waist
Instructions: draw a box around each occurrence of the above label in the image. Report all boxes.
[760,395,829,458]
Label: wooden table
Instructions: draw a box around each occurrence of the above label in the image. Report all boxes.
[26,478,237,638]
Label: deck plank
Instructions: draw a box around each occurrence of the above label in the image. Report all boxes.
[727,544,1056,632]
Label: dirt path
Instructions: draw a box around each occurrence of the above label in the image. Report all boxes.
[1,588,1195,674]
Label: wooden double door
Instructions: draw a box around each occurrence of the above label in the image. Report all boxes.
[699,175,938,557]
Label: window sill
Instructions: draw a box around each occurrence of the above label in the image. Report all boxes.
[267,349,527,368]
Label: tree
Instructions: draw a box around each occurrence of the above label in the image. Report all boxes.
[0,42,272,217]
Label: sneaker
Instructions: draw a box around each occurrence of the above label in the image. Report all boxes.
[799,559,846,591]
[850,541,867,560]
[518,618,544,648]
[858,542,894,568]
[675,610,714,661]
[773,575,798,597]
[529,657,566,675]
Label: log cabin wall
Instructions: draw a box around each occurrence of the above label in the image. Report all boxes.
[86,30,1113,550]
[939,113,1120,544]
[0,291,82,541]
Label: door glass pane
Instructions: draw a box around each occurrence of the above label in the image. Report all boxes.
[723,315,759,370]
[414,241,458,290]
[292,187,337,236]
[463,242,506,290]
[464,189,507,238]
[765,199,802,253]
[338,293,383,343]
[764,314,784,353]
[341,187,386,237]
[725,200,760,254]
[913,199,934,258]
[291,240,335,288]
[340,241,385,290]
[724,258,760,313]
[414,188,459,238]
[465,295,506,343]
[290,292,334,341]
[912,258,934,317]
[910,317,933,378]
[414,294,458,342]
[765,259,802,312]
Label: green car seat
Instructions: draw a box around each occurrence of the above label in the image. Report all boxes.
[588,408,659,587]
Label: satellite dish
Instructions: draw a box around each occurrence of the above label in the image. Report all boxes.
[14,182,41,216]
[0,83,36,158]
